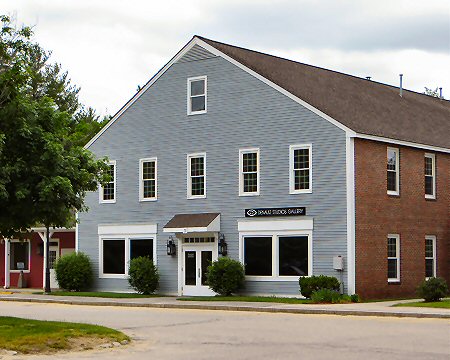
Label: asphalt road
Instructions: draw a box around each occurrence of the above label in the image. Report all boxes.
[0,302,449,360]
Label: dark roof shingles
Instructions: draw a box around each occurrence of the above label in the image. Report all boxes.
[200,37,450,149]
[164,213,220,229]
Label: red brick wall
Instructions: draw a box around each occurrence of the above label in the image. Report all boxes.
[355,139,449,299]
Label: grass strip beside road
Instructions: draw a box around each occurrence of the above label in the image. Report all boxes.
[178,296,312,304]
[0,316,129,354]
[393,299,450,309]
[35,291,160,298]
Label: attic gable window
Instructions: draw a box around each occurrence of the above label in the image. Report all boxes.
[100,161,116,203]
[187,76,207,115]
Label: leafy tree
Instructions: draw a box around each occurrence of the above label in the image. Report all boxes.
[0,15,110,291]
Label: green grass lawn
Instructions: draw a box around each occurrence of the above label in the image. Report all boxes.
[393,299,450,309]
[0,316,129,354]
[178,296,312,304]
[34,291,161,298]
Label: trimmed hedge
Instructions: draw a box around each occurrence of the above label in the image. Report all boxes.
[417,277,448,302]
[54,252,93,291]
[128,257,159,294]
[206,257,245,296]
[299,275,340,299]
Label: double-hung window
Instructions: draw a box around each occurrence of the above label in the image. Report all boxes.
[140,158,157,201]
[290,144,312,193]
[100,160,116,203]
[187,76,207,115]
[187,153,206,199]
[239,148,260,196]
[425,235,436,278]
[242,234,311,279]
[387,234,400,282]
[424,154,436,199]
[387,148,399,195]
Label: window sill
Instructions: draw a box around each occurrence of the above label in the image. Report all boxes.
[99,274,127,279]
[387,192,400,197]
[187,195,207,200]
[425,195,436,200]
[245,276,301,282]
[239,192,260,197]
[139,198,158,202]
[290,189,312,195]
[10,270,30,274]
[100,200,116,204]
[387,279,401,284]
[187,110,207,116]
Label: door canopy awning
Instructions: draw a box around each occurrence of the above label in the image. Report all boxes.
[163,213,220,233]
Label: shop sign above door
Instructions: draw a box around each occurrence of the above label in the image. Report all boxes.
[245,207,306,217]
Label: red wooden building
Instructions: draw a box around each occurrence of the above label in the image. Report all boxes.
[1,228,75,289]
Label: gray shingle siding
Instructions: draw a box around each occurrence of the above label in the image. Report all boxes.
[79,46,348,295]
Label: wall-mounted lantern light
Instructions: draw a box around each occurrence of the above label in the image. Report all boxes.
[167,236,176,256]
[218,233,227,256]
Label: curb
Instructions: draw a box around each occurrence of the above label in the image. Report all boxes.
[1,297,449,319]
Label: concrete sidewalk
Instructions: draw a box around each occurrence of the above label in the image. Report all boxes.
[0,291,448,319]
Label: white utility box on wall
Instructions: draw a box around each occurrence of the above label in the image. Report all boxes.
[333,255,344,271]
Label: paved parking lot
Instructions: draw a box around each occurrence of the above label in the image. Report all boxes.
[0,301,449,360]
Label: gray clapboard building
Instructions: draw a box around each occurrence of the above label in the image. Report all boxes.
[78,36,450,297]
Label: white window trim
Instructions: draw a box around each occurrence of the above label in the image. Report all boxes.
[289,144,312,194]
[99,234,157,279]
[424,153,436,199]
[100,160,116,204]
[425,235,437,279]
[239,230,313,282]
[239,148,260,196]
[139,157,157,202]
[9,239,31,273]
[187,152,206,199]
[387,234,400,282]
[187,75,207,115]
[387,147,399,196]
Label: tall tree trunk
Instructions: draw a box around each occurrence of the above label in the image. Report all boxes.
[44,225,51,293]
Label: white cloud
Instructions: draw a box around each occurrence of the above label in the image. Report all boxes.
[1,0,449,115]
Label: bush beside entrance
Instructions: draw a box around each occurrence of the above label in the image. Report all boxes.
[206,257,245,296]
[54,252,93,291]
[128,257,159,294]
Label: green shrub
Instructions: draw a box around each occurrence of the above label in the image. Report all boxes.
[55,252,93,291]
[206,257,245,296]
[311,289,353,304]
[417,277,448,302]
[128,257,159,294]
[299,275,340,299]
[311,289,341,303]
[350,294,360,303]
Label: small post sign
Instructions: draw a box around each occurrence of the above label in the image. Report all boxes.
[245,207,306,217]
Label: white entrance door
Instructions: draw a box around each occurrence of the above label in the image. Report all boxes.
[48,241,59,289]
[182,245,217,296]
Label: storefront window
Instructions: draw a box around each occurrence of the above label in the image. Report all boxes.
[244,236,272,276]
[103,239,125,274]
[279,236,308,276]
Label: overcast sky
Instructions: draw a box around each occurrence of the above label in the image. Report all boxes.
[2,0,449,116]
